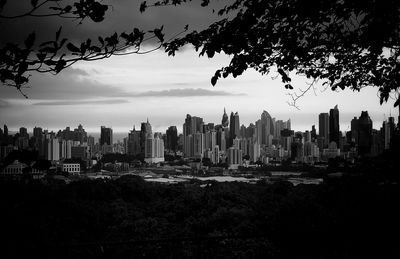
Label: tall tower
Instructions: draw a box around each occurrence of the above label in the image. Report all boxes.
[221,108,229,127]
[357,111,373,155]
[166,126,178,151]
[140,120,152,154]
[318,113,329,147]
[261,110,273,145]
[100,126,113,146]
[329,105,340,146]
[229,111,240,143]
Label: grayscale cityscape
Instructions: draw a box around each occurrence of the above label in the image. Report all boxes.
[1,1,399,258]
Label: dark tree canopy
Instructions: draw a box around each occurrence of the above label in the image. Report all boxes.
[143,0,400,106]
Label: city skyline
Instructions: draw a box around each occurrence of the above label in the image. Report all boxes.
[2,107,399,148]
[1,105,398,137]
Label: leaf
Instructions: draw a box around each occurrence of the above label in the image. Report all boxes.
[98,36,104,45]
[63,5,72,13]
[55,27,62,41]
[36,53,46,61]
[0,0,7,10]
[39,41,54,47]
[66,42,80,52]
[31,0,38,7]
[394,98,400,107]
[211,75,218,86]
[153,26,164,42]
[55,59,67,73]
[24,32,36,49]
[18,62,28,75]
[140,1,147,13]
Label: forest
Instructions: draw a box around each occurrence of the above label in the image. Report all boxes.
[1,170,398,258]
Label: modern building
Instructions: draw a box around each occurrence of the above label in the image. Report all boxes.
[319,113,329,148]
[166,126,178,151]
[229,111,240,144]
[62,163,81,175]
[356,111,373,155]
[127,126,141,155]
[144,134,165,163]
[100,126,113,146]
[221,108,229,127]
[227,147,243,169]
[329,105,340,146]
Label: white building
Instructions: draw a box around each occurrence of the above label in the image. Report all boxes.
[46,137,60,161]
[62,163,81,175]
[227,147,243,169]
[145,134,165,164]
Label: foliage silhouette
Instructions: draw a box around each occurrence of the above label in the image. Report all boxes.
[142,0,400,106]
[0,0,185,95]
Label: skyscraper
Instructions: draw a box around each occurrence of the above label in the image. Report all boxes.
[229,111,240,143]
[140,119,152,154]
[221,108,229,127]
[144,134,165,163]
[357,111,373,155]
[329,105,340,146]
[100,126,113,146]
[261,110,274,145]
[127,126,141,155]
[318,113,329,147]
[166,126,178,151]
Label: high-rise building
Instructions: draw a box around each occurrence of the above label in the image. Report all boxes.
[74,124,87,144]
[183,114,204,157]
[329,105,340,146]
[357,111,373,155]
[127,126,141,155]
[249,140,260,162]
[204,130,216,151]
[19,127,28,138]
[3,125,8,137]
[144,134,165,163]
[319,113,329,147]
[227,147,243,169]
[221,108,229,127]
[351,116,359,143]
[166,126,178,151]
[216,128,226,153]
[246,123,256,139]
[140,119,152,154]
[382,117,395,150]
[100,126,113,146]
[311,125,317,141]
[261,110,274,145]
[46,137,60,161]
[183,114,204,136]
[229,112,240,143]
[33,127,43,139]
[193,132,205,158]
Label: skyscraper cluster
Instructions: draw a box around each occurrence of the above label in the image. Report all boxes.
[182,109,290,168]
[123,119,164,163]
[0,124,92,166]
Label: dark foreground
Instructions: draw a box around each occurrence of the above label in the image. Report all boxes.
[0,174,399,258]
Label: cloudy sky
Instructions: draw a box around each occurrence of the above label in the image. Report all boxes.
[0,0,397,137]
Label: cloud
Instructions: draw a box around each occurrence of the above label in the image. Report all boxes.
[0,67,126,100]
[33,99,129,106]
[126,88,245,97]
[0,99,11,108]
